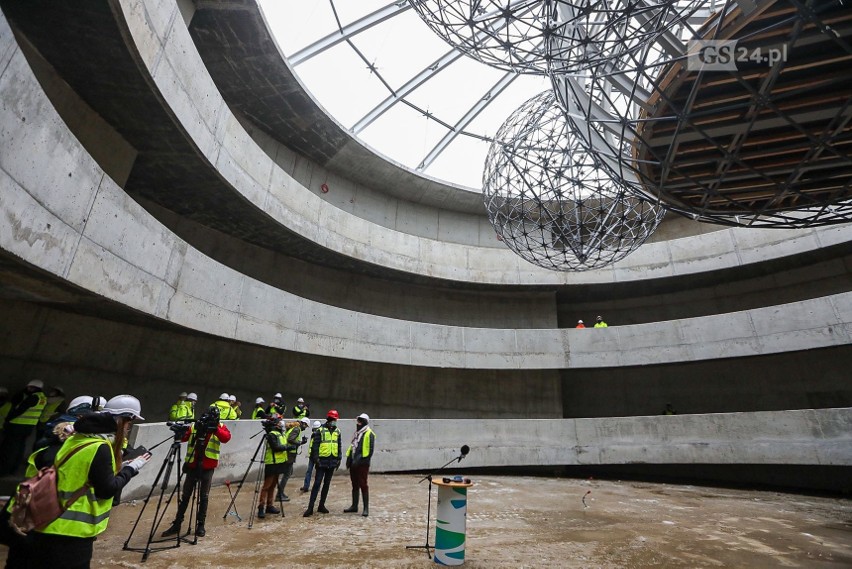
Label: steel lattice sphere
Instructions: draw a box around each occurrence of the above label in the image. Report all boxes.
[483,91,665,271]
[409,0,634,75]
[552,0,852,227]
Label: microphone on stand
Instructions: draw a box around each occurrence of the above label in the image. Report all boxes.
[458,445,470,462]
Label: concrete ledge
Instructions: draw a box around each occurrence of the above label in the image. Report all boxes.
[2,9,852,369]
[123,408,852,499]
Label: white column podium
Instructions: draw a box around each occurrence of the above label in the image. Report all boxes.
[433,478,474,565]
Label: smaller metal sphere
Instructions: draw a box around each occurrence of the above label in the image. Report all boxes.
[483,91,664,272]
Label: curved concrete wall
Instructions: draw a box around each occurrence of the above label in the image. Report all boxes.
[11,0,848,289]
[123,408,852,499]
[1,19,851,374]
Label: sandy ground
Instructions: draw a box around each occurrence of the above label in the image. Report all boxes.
[3,474,850,568]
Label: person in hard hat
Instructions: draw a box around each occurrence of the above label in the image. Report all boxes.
[211,393,236,420]
[258,417,288,519]
[0,379,48,475]
[344,413,376,517]
[35,386,66,443]
[169,392,187,421]
[27,395,151,567]
[303,410,342,517]
[594,315,608,328]
[576,319,586,329]
[252,397,267,420]
[291,397,309,420]
[228,394,242,419]
[162,405,231,538]
[266,393,284,416]
[33,395,107,451]
[299,420,323,493]
[181,392,198,421]
[276,416,310,502]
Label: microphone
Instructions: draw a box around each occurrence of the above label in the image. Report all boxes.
[458,445,470,462]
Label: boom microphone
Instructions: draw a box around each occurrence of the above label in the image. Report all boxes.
[458,445,470,462]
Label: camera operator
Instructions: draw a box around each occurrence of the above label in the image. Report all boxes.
[161,406,231,538]
[257,416,286,518]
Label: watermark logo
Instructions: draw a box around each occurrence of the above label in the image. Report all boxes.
[687,40,787,71]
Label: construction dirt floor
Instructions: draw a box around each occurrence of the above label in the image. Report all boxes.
[2,474,850,568]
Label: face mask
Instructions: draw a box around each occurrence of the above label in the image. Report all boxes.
[328,420,337,428]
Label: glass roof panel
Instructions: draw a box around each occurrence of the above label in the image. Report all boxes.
[259,0,551,191]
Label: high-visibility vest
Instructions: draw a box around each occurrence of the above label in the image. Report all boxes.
[169,400,184,421]
[38,397,64,424]
[284,426,300,460]
[347,428,375,459]
[173,402,193,421]
[318,427,340,458]
[212,400,235,421]
[264,431,287,465]
[0,401,11,429]
[10,391,47,426]
[38,435,114,538]
[251,406,265,420]
[292,406,308,420]
[594,322,608,328]
[185,425,221,463]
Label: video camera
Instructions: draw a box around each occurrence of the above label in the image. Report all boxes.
[197,406,221,433]
[166,421,191,437]
[261,415,281,433]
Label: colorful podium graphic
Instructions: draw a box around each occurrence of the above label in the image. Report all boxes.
[433,478,474,565]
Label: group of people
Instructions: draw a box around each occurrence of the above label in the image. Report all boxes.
[255,408,375,520]
[0,380,69,477]
[575,315,608,329]
[0,381,377,567]
[0,389,151,568]
[167,392,311,422]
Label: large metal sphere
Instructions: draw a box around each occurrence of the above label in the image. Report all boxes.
[552,0,852,227]
[483,90,664,271]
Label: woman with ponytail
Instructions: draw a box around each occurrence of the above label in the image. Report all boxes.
[28,395,151,568]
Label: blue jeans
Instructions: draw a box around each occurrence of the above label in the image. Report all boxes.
[302,459,315,490]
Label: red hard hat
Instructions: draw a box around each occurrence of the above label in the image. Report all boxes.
[327,409,339,420]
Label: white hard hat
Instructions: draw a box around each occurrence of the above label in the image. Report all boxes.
[255,397,265,404]
[274,392,282,399]
[296,397,305,403]
[27,379,44,389]
[357,413,370,422]
[68,395,102,413]
[219,393,229,400]
[298,416,310,427]
[179,392,187,398]
[103,394,144,420]
[578,319,584,324]
[186,392,198,402]
[229,394,237,402]
[312,420,322,429]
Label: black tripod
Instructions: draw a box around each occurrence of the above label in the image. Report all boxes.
[222,429,285,528]
[160,425,213,548]
[123,434,185,561]
[406,445,470,559]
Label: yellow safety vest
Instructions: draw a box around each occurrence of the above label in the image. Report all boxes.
[10,392,47,426]
[318,427,340,458]
[185,425,221,463]
[346,428,375,459]
[212,400,235,421]
[38,397,64,424]
[251,406,264,420]
[264,431,287,465]
[292,406,308,420]
[0,401,11,429]
[39,435,114,538]
[173,402,193,421]
[168,400,184,421]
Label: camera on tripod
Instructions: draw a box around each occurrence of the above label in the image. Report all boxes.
[261,415,281,433]
[166,421,190,437]
[197,406,221,432]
